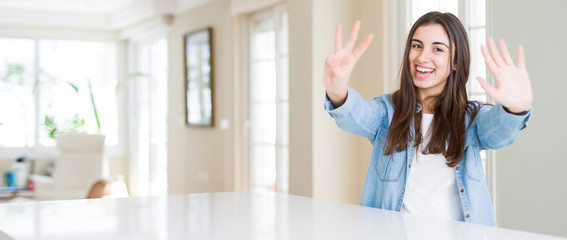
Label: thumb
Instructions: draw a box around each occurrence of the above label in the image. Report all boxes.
[476,77,497,99]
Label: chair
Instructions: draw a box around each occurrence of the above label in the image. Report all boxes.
[86,177,129,199]
[31,134,106,200]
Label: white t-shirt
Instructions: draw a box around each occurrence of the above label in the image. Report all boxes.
[401,113,464,222]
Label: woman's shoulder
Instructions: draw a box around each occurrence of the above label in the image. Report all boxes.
[373,93,393,106]
[371,93,395,123]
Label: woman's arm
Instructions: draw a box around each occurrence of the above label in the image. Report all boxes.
[325,87,389,143]
[475,103,531,150]
[323,20,373,108]
[475,38,533,149]
[323,21,386,142]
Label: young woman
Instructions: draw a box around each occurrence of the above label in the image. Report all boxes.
[323,12,532,226]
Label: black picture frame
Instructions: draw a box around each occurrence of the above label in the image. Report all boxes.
[184,27,214,127]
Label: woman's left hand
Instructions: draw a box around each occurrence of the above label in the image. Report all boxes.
[477,37,533,113]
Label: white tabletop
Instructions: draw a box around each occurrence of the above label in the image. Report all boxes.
[0,192,564,240]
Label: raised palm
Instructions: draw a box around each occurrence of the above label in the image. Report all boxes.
[477,38,533,113]
[324,20,373,107]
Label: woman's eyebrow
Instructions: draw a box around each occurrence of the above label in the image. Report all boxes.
[411,39,449,48]
[433,42,449,48]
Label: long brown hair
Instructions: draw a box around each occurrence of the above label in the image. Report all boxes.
[384,11,480,167]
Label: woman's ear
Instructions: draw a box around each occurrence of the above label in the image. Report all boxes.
[453,64,457,71]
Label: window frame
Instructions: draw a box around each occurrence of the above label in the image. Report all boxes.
[241,4,289,193]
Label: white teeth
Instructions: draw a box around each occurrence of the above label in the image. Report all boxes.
[417,66,434,72]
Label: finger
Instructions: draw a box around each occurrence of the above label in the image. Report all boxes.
[344,20,361,51]
[324,53,335,80]
[335,24,343,53]
[480,45,498,73]
[325,52,338,70]
[352,34,374,61]
[476,77,497,99]
[498,39,514,65]
[487,37,504,67]
[517,45,526,69]
[325,52,333,66]
[323,53,333,80]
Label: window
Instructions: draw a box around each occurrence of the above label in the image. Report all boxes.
[0,38,118,155]
[127,38,169,196]
[0,38,35,148]
[245,5,289,193]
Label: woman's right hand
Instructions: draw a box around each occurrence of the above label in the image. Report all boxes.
[324,20,373,107]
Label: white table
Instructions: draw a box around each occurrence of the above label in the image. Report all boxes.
[0,192,563,240]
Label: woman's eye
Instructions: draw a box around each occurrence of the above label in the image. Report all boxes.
[434,47,444,52]
[412,44,422,49]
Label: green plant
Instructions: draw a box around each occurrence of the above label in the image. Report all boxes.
[2,61,144,138]
[44,79,101,138]
[44,114,86,138]
[1,61,96,138]
[88,79,101,132]
[0,62,27,85]
[115,72,145,92]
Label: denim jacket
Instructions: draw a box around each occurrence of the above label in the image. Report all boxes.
[325,88,531,226]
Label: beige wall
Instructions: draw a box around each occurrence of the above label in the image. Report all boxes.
[230,0,283,15]
[288,0,314,197]
[288,0,384,204]
[492,0,567,237]
[163,0,384,204]
[357,0,385,202]
[312,0,362,204]
[168,0,235,194]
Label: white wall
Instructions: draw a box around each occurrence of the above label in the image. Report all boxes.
[492,0,567,237]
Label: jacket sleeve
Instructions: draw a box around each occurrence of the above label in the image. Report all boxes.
[324,87,387,143]
[474,103,532,150]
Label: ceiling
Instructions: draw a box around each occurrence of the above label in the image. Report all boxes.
[0,0,212,30]
[0,0,140,14]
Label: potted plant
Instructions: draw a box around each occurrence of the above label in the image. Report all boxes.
[43,79,104,140]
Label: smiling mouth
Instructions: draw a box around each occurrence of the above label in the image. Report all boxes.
[416,66,435,79]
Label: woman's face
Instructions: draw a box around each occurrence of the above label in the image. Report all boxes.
[408,23,453,99]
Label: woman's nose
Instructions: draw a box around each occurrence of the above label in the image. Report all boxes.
[417,49,431,63]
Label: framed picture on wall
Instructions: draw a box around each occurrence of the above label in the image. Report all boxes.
[184,27,214,127]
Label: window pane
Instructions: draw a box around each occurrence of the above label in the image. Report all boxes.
[279,12,289,55]
[470,0,486,27]
[249,7,288,193]
[411,0,458,24]
[251,145,276,191]
[279,101,289,145]
[0,38,36,147]
[251,60,276,102]
[38,40,118,146]
[468,28,486,96]
[277,146,289,192]
[279,56,289,101]
[251,102,276,144]
[252,18,275,61]
[438,0,458,15]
